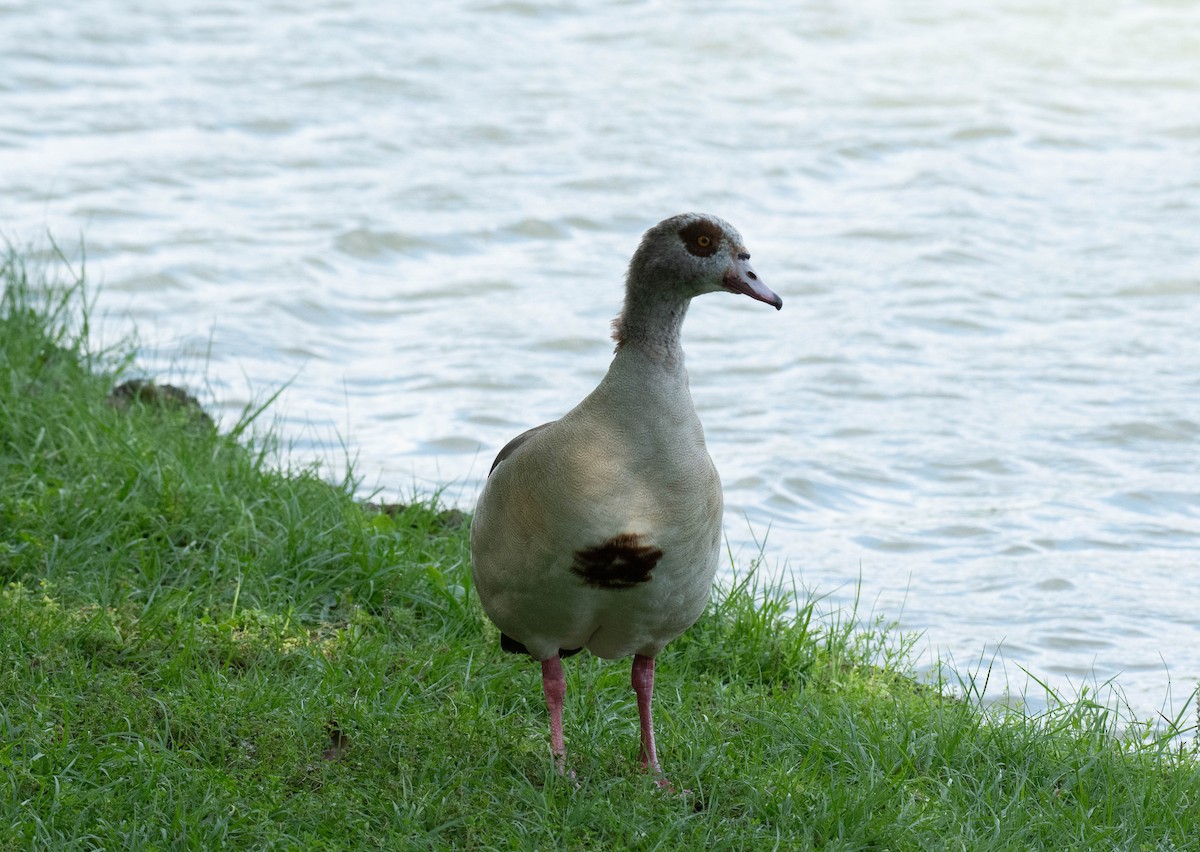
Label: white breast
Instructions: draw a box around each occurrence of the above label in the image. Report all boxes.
[470,348,723,660]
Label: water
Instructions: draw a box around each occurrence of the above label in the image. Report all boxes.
[3,0,1199,725]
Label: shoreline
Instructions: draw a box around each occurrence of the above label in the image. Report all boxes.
[3,248,1197,848]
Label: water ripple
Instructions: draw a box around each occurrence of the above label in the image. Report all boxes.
[2,0,1199,724]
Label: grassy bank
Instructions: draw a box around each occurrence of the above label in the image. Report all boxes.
[2,247,1198,850]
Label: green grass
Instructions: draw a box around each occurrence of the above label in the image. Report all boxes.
[2,245,1198,850]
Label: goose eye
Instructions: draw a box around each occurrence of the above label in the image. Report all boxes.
[679,221,721,257]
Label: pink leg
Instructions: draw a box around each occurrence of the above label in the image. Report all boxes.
[541,656,567,772]
[632,654,669,786]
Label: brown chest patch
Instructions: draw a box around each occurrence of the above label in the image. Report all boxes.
[571,533,664,590]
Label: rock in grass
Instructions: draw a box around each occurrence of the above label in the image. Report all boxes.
[107,379,214,430]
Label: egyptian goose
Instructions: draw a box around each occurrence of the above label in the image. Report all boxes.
[471,213,781,785]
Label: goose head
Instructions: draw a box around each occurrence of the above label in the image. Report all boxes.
[614,213,782,351]
[626,213,782,310]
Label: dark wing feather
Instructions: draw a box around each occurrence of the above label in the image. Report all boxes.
[487,421,555,476]
[500,633,582,659]
[486,420,571,660]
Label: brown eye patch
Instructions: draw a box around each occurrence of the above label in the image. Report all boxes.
[679,220,722,258]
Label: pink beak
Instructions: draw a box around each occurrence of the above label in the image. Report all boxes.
[723,253,782,310]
